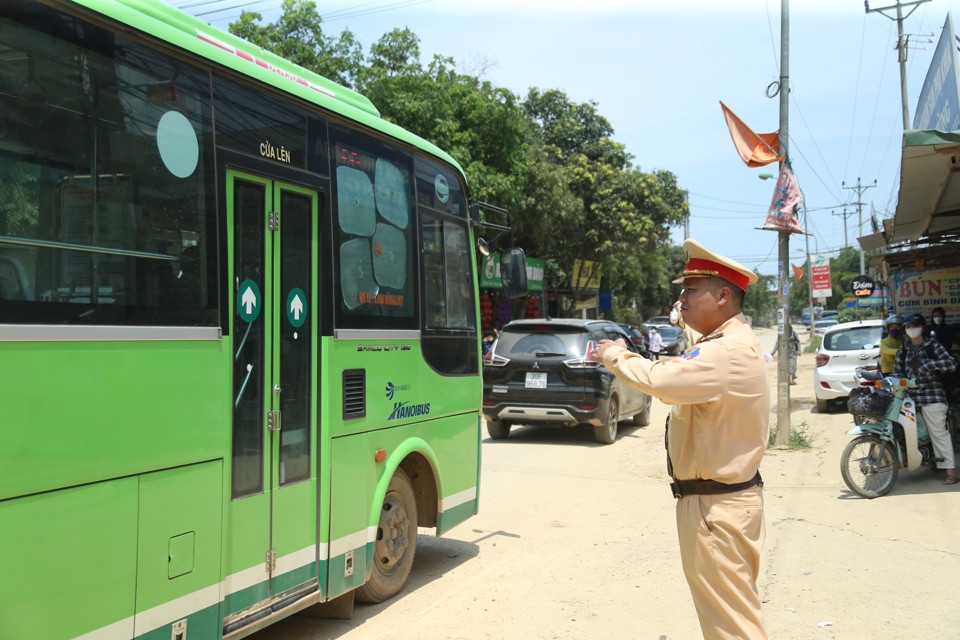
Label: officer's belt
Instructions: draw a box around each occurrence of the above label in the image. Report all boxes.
[670,472,762,499]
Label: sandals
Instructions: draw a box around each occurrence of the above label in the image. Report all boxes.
[944,475,959,485]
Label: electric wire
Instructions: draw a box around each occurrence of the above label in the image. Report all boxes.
[173,0,270,16]
[843,15,871,181]
[764,0,779,75]
[857,25,891,180]
[786,137,841,208]
[170,0,433,25]
[321,0,434,22]
[788,95,842,203]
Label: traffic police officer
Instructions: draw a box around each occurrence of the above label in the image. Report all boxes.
[595,238,770,640]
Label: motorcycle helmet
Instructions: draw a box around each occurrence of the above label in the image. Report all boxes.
[902,312,925,327]
[884,314,900,327]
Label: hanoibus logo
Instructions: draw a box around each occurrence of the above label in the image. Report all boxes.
[384,381,411,401]
[388,400,431,421]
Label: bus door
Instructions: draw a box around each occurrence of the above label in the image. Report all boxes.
[226,170,320,621]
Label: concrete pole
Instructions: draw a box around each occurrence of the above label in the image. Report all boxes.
[895,2,910,130]
[842,178,876,275]
[776,0,791,447]
[804,208,815,336]
[865,0,931,130]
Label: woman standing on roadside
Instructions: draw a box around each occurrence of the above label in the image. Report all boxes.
[770,324,800,384]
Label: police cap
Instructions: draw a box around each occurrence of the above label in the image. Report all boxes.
[672,238,758,292]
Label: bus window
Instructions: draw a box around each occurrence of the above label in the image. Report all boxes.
[415,156,467,218]
[422,217,474,330]
[0,10,216,327]
[418,156,477,375]
[331,126,416,328]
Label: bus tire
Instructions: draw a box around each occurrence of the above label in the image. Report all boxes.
[487,419,510,439]
[356,468,418,603]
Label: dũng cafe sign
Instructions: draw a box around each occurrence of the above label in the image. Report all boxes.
[851,275,875,297]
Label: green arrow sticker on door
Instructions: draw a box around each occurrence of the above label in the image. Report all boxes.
[286,287,307,328]
[237,279,261,323]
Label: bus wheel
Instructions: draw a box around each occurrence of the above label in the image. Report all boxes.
[356,468,418,603]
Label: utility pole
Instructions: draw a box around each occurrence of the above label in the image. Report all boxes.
[832,208,856,247]
[803,205,815,337]
[775,0,791,447]
[842,178,877,274]
[865,0,932,130]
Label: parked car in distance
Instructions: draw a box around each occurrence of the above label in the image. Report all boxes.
[813,319,883,412]
[645,315,672,326]
[482,319,653,444]
[801,306,824,324]
[821,310,840,320]
[812,318,839,336]
[617,323,649,356]
[654,324,688,355]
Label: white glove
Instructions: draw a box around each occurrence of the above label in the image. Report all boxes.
[669,301,681,325]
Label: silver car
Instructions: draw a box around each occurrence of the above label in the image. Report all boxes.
[813,319,883,412]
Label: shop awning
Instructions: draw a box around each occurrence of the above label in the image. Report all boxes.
[888,129,960,243]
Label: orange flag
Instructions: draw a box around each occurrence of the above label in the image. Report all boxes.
[719,101,784,168]
[791,263,805,281]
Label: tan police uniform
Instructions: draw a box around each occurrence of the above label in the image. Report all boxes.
[599,240,770,640]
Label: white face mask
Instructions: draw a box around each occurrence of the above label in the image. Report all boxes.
[906,327,923,339]
[934,317,944,325]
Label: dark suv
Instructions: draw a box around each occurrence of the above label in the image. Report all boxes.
[482,319,653,444]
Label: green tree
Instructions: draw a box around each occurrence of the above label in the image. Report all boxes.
[743,273,777,327]
[519,88,688,315]
[788,256,813,322]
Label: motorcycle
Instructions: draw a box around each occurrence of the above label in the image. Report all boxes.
[841,376,940,498]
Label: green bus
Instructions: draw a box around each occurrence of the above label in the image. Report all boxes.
[0,1,525,638]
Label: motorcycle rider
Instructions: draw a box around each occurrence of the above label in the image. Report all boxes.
[879,314,903,375]
[895,313,959,485]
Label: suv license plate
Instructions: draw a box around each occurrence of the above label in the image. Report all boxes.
[525,372,547,389]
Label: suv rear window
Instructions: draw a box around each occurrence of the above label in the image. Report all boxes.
[823,326,881,351]
[496,326,592,357]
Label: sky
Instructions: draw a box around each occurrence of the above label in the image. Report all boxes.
[169,0,960,277]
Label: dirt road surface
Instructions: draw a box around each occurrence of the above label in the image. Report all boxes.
[254,328,960,639]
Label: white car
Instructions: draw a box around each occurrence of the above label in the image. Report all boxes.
[813,319,883,412]
[812,318,839,336]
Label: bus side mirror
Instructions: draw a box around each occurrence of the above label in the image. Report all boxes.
[501,248,527,299]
